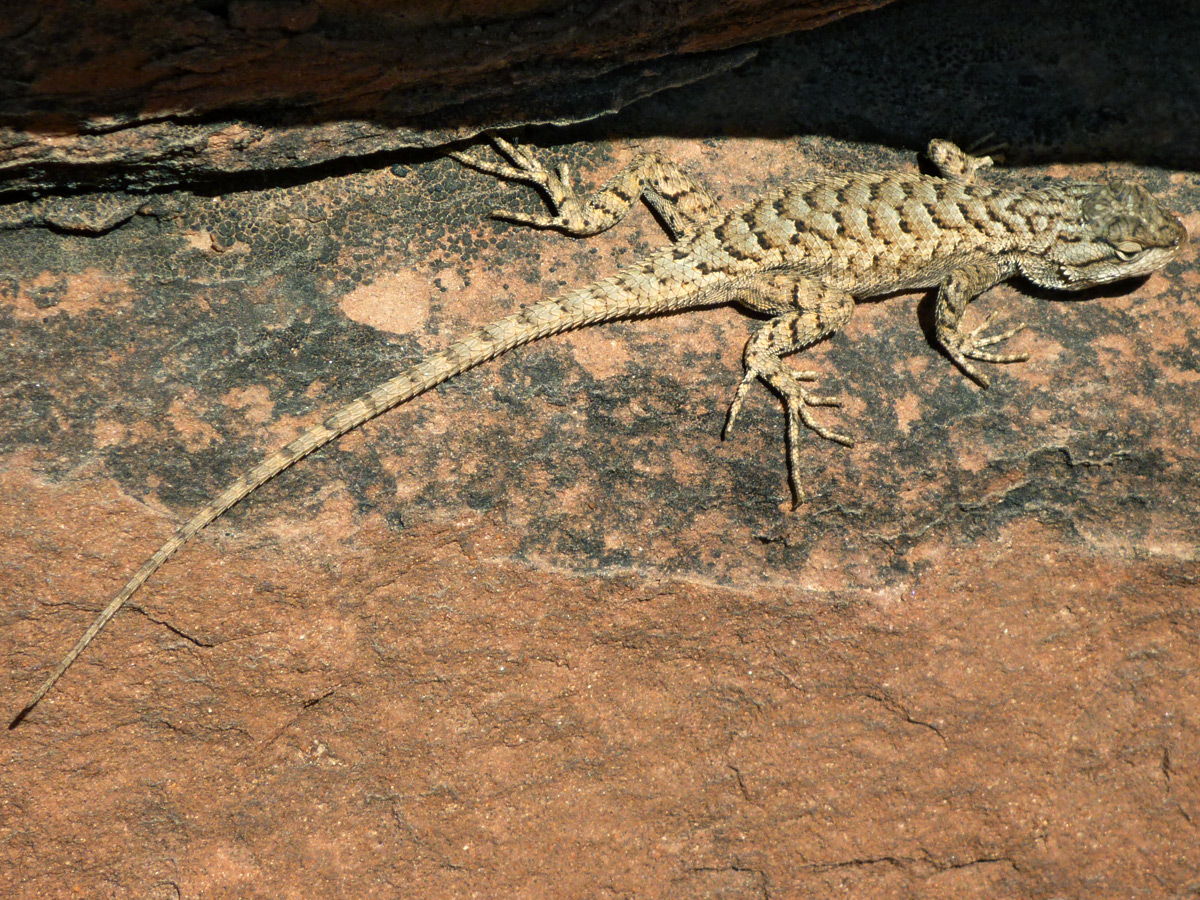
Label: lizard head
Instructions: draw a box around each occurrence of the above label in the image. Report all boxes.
[1018,181,1187,290]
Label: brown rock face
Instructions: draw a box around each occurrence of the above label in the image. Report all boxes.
[0,1,890,195]
[3,1,1199,897]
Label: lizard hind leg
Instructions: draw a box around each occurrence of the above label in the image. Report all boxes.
[451,135,723,240]
[723,274,856,505]
[926,138,1000,184]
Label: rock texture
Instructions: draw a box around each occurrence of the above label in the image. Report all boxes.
[0,0,888,197]
[2,1,1199,898]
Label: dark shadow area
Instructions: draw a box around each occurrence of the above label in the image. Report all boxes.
[572,0,1200,170]
[0,0,1197,201]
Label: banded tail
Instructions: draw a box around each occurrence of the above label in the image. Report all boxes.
[12,253,722,726]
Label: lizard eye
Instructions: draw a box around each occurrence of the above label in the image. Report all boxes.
[1113,240,1145,261]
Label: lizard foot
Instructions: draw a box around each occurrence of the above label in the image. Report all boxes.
[927,138,1006,183]
[724,363,852,505]
[450,136,585,228]
[945,311,1029,386]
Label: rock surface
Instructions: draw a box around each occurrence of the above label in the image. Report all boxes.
[2,1,1199,898]
[0,0,888,196]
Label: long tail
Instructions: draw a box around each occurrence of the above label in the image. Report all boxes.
[13,268,715,726]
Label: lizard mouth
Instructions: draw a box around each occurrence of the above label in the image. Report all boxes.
[1171,212,1189,245]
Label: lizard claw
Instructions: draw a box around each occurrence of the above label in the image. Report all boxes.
[722,372,756,437]
[723,362,853,506]
[961,310,1029,362]
[966,135,1008,164]
[942,311,1030,386]
[786,369,842,406]
[723,368,851,444]
[927,138,1005,183]
[452,135,585,229]
[448,145,526,182]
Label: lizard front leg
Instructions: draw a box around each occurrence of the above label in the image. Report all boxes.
[452,136,723,240]
[723,272,856,504]
[935,255,1029,386]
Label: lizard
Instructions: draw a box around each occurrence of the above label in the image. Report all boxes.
[11,136,1187,727]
